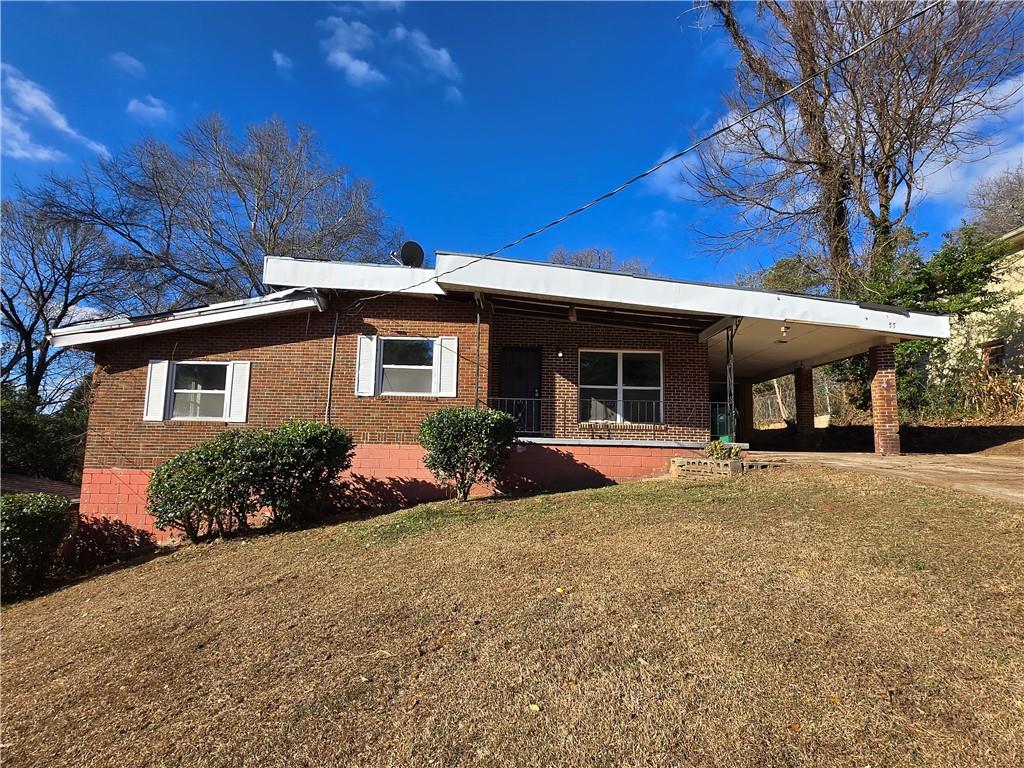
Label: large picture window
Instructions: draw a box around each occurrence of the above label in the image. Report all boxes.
[171,362,228,419]
[579,350,662,424]
[380,338,435,394]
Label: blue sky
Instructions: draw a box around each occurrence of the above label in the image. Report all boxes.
[2,1,1021,284]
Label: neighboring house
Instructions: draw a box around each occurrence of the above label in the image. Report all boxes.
[940,226,1024,377]
[51,253,949,537]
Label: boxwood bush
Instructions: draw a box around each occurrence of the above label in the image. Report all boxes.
[419,407,517,501]
[1,493,75,599]
[260,420,356,527]
[147,422,355,542]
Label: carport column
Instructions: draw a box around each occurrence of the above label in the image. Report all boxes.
[869,344,901,455]
[794,366,815,450]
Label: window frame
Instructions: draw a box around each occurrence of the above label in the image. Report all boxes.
[577,348,664,424]
[378,336,437,397]
[168,360,231,421]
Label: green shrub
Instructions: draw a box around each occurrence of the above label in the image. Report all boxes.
[1,493,75,599]
[147,422,355,542]
[705,439,742,460]
[259,421,355,527]
[148,429,269,542]
[419,407,517,501]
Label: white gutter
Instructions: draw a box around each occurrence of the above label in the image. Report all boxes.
[50,288,326,348]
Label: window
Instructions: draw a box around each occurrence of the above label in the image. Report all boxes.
[355,335,459,398]
[982,338,1007,372]
[380,338,434,394]
[579,350,662,424]
[142,360,250,423]
[171,362,228,419]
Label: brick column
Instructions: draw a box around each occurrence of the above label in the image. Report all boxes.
[869,344,900,455]
[794,367,815,450]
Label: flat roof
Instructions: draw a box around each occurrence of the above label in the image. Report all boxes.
[264,254,949,340]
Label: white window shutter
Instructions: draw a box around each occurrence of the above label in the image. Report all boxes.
[225,361,251,422]
[436,336,459,397]
[355,335,378,396]
[143,360,170,421]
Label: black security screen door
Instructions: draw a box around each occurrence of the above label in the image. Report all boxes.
[498,347,542,434]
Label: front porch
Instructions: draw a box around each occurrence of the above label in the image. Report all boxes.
[480,290,906,454]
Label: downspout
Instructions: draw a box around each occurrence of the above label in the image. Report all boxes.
[475,307,481,408]
[324,312,339,424]
[474,292,484,408]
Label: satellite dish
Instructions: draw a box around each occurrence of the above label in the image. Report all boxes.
[398,241,425,268]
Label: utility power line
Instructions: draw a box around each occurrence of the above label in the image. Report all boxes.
[353,0,943,310]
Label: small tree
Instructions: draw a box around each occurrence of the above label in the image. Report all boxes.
[419,407,517,501]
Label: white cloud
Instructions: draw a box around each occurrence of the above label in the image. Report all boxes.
[272,49,294,76]
[0,106,67,161]
[651,208,680,230]
[110,52,146,77]
[918,75,1024,202]
[319,16,387,86]
[1,63,109,158]
[389,24,461,81]
[125,95,172,124]
[644,147,692,200]
[444,85,463,103]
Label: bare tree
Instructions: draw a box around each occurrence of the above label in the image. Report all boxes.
[549,246,650,275]
[33,115,400,309]
[969,163,1024,239]
[1,200,125,405]
[689,1,1024,297]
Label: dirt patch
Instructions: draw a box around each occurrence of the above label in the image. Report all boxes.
[3,469,1023,767]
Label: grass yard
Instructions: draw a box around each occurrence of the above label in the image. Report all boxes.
[3,467,1023,767]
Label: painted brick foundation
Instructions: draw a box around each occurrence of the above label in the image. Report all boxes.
[79,443,698,540]
[79,468,155,534]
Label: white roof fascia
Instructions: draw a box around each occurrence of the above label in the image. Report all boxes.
[263,256,443,296]
[434,253,950,340]
[50,288,326,348]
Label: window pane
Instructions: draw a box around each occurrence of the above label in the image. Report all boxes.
[579,387,618,421]
[623,389,661,423]
[172,392,225,419]
[382,339,434,366]
[622,353,660,387]
[174,363,226,391]
[579,352,617,386]
[381,367,433,393]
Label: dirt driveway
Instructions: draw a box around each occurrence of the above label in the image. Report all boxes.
[749,451,1024,504]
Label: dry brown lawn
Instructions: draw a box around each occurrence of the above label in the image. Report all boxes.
[3,467,1023,768]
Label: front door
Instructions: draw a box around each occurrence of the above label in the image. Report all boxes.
[499,347,542,434]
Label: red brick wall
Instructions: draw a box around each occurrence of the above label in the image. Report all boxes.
[489,313,710,442]
[83,293,489,469]
[78,294,714,537]
[869,344,901,455]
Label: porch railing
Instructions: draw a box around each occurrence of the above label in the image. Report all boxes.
[487,397,733,439]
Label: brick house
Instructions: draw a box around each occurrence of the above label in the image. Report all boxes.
[52,253,950,537]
